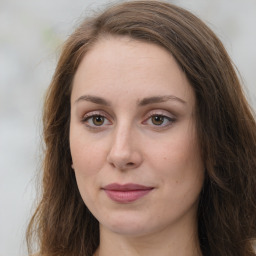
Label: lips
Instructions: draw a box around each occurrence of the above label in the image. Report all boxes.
[102,183,154,203]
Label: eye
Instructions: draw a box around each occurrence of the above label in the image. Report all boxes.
[143,113,176,128]
[151,115,166,125]
[81,113,112,128]
[90,115,105,126]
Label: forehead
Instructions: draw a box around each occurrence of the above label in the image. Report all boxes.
[71,36,195,107]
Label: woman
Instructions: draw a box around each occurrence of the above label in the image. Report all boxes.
[26,1,256,256]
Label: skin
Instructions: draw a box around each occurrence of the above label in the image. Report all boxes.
[70,36,204,256]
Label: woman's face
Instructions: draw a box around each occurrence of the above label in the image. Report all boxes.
[70,36,204,237]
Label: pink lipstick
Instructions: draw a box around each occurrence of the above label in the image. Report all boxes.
[102,183,153,203]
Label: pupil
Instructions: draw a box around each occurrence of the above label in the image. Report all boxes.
[153,115,164,125]
[93,116,104,125]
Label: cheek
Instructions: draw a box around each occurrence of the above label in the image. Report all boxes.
[70,127,105,175]
[70,135,102,204]
[71,144,103,177]
[147,130,204,183]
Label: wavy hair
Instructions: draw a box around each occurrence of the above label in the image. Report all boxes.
[27,1,256,255]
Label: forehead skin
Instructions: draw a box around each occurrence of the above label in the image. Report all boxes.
[71,36,195,112]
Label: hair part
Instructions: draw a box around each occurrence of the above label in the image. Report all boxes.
[27,1,256,255]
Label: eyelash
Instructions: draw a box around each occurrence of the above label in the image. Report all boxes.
[142,114,176,128]
[81,111,176,130]
[81,111,111,130]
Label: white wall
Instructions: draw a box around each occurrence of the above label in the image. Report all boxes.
[0,0,255,255]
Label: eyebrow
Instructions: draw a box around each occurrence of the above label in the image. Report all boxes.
[75,95,111,106]
[75,94,186,106]
[138,95,186,106]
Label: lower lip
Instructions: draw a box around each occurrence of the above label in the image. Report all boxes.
[104,189,152,203]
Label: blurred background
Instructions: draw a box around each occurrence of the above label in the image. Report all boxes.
[0,0,255,255]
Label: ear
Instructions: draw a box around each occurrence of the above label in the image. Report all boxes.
[71,163,74,169]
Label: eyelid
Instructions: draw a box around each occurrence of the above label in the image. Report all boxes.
[142,109,176,127]
[81,110,109,120]
[80,109,176,130]
[143,109,176,120]
[81,110,112,128]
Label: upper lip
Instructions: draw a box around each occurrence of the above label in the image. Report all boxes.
[103,183,154,191]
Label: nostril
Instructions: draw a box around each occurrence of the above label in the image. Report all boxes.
[107,148,142,169]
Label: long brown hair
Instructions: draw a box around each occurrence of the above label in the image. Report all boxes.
[27,1,256,255]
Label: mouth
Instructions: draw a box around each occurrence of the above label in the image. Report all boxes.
[102,183,154,203]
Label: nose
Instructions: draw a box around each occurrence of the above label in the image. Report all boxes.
[106,124,143,170]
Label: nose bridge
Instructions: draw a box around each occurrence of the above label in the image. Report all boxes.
[113,122,132,150]
[107,120,142,169]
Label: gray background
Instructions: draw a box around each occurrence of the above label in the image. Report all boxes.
[0,0,255,255]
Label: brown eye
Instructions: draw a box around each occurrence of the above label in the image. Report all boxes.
[151,115,164,125]
[142,112,175,128]
[82,113,112,129]
[92,116,105,126]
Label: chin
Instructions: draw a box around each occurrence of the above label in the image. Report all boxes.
[100,214,152,236]
[100,213,166,238]
[108,225,151,237]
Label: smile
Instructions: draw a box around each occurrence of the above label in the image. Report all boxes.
[102,183,154,203]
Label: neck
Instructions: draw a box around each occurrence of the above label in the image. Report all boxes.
[94,221,202,256]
